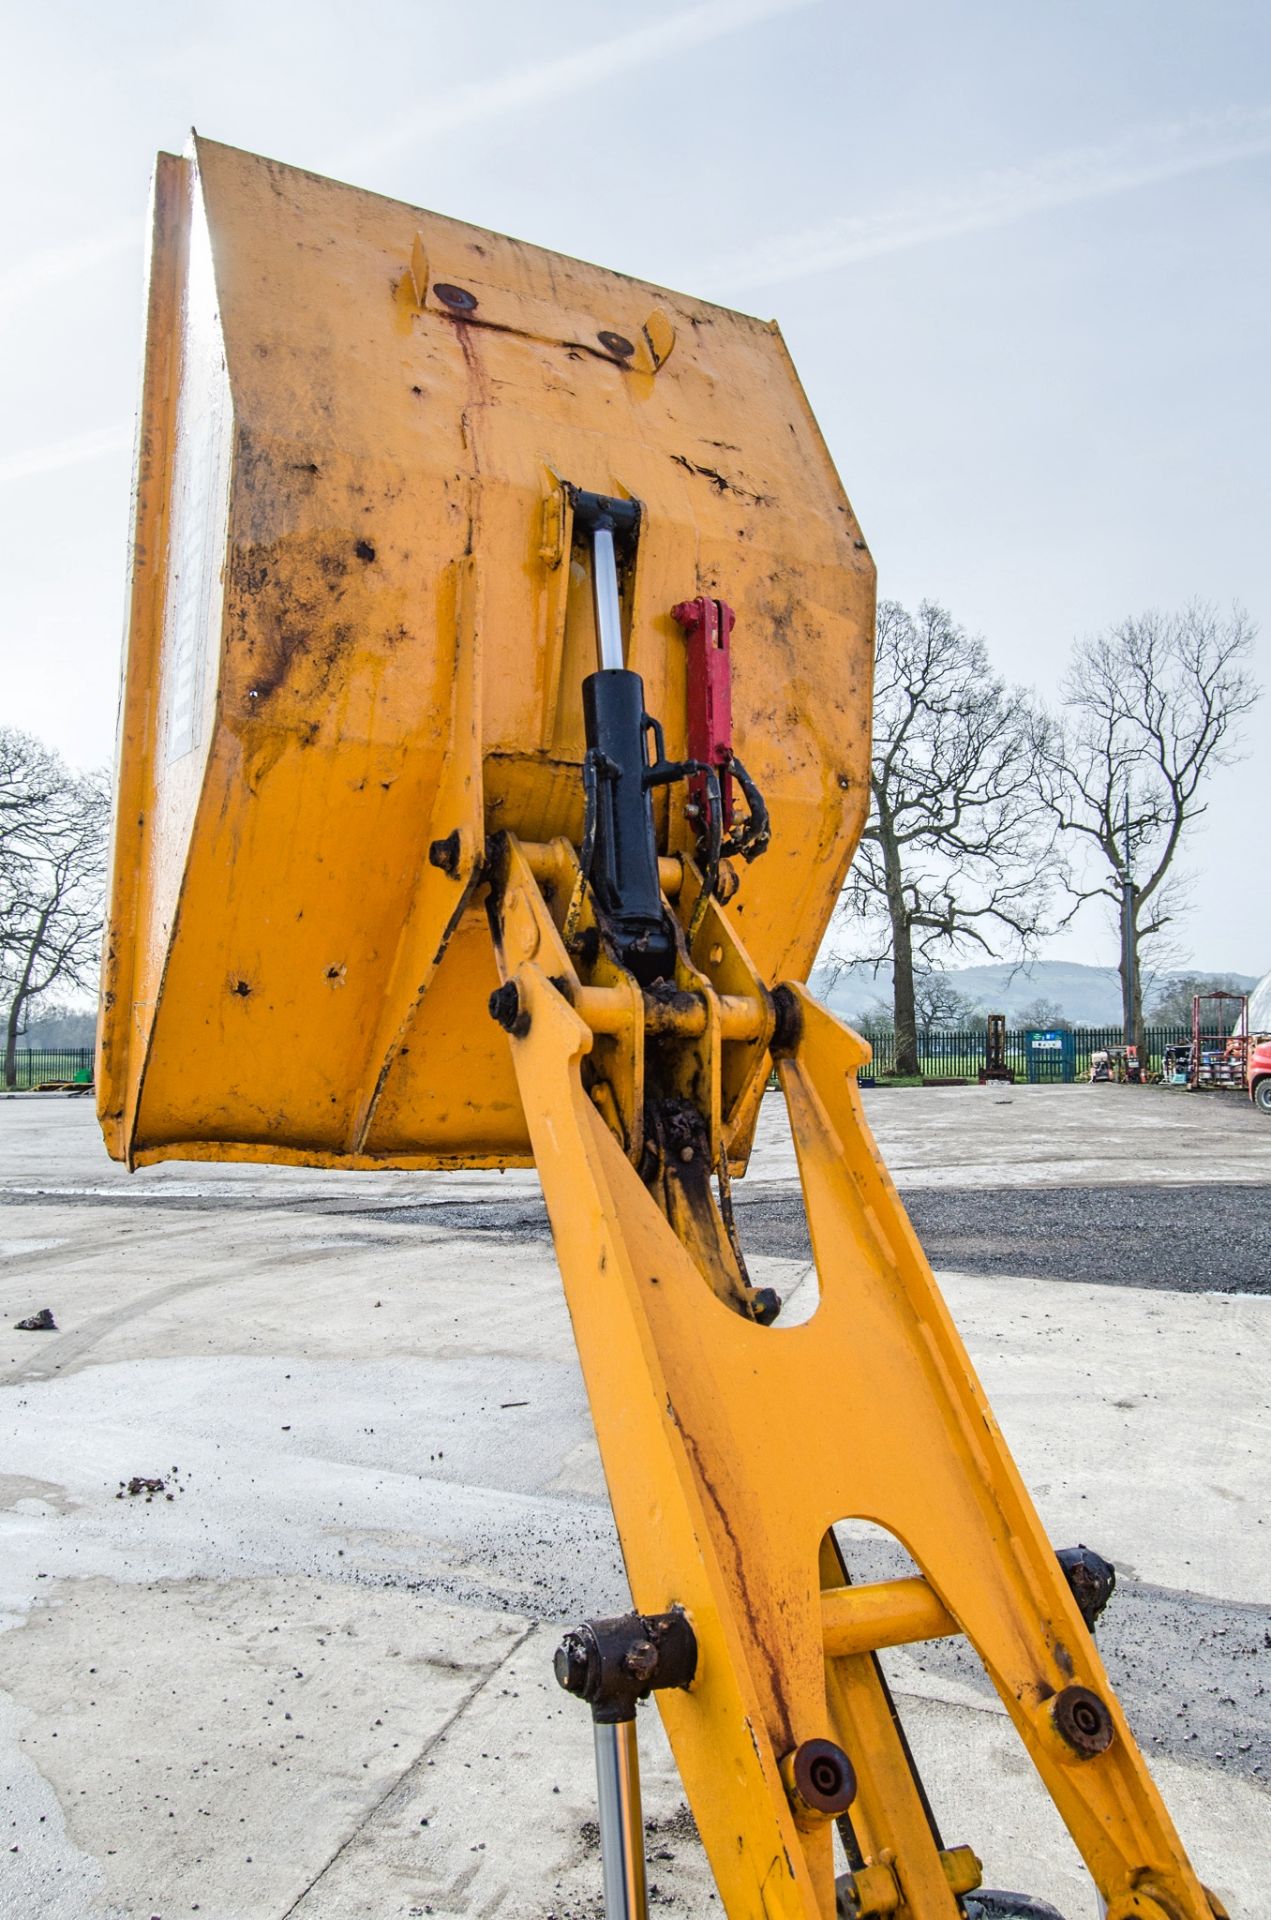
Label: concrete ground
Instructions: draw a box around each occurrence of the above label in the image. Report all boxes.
[0,1085,1267,1920]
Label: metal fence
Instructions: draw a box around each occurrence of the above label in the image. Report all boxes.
[0,1031,1205,1091]
[858,1026,1192,1084]
[3,1048,95,1090]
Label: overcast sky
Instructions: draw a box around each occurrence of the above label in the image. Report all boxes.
[2,0,1268,972]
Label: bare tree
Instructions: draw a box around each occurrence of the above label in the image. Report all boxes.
[854,996,895,1038]
[914,973,984,1032]
[832,601,1055,1075]
[0,728,109,1087]
[1014,996,1072,1032]
[1145,971,1250,1028]
[1032,605,1260,1049]
[853,973,983,1037]
[0,729,63,868]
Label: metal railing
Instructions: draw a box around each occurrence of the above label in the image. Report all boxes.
[3,1048,96,1090]
[856,1026,1193,1084]
[5,1033,1205,1091]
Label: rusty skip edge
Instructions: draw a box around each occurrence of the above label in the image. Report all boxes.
[97,150,196,1165]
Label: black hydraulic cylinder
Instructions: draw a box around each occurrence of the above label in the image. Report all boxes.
[582,669,675,985]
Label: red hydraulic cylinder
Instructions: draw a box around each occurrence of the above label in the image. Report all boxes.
[672,596,736,840]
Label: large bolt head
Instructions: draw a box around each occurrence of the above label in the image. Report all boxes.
[488,982,530,1037]
[621,1638,659,1685]
[1051,1684,1114,1757]
[781,1737,857,1823]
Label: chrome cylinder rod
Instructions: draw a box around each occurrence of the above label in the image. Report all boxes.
[593,1719,647,1920]
[591,523,626,671]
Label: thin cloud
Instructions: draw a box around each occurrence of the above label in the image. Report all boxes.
[0,220,139,319]
[702,105,1271,295]
[2,1,814,318]
[0,423,132,489]
[342,0,822,173]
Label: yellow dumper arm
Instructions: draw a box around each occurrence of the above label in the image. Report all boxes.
[487,842,1218,1920]
[99,136,1225,1920]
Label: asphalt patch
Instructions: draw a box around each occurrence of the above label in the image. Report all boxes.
[365,1185,1271,1295]
[752,1183,1271,1294]
[9,1179,1266,1292]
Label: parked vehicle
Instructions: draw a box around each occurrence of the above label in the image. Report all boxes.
[1249,1039,1271,1113]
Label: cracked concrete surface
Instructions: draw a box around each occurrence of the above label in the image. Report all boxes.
[0,1089,1267,1919]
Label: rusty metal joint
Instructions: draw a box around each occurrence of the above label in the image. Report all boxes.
[488,980,530,1038]
[770,982,803,1058]
[1056,1544,1116,1631]
[554,1607,697,1725]
[778,1737,856,1830]
[1048,1684,1115,1759]
[428,829,463,877]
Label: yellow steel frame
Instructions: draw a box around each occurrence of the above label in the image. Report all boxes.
[488,833,1224,1920]
[97,137,1229,1920]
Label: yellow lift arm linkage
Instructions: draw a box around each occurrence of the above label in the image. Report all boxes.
[98,138,1226,1920]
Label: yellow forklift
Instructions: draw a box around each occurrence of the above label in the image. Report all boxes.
[98,137,1226,1920]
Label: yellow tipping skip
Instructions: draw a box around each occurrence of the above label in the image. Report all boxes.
[99,134,870,1170]
[99,138,1225,1920]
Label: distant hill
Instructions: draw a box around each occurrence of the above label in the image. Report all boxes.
[811,960,1260,1027]
[13,964,1265,1048]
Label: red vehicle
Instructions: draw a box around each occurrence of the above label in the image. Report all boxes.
[1250,1040,1271,1113]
